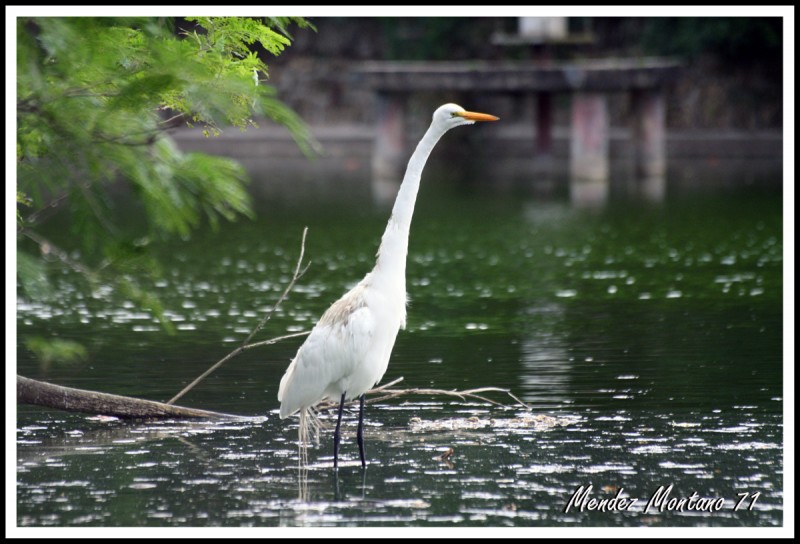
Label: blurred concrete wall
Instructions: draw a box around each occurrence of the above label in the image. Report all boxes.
[262,17,783,131]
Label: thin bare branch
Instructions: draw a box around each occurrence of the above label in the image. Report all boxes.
[165,347,245,406]
[158,112,188,126]
[504,390,531,409]
[242,331,310,351]
[20,189,75,229]
[167,227,310,405]
[241,226,308,348]
[366,376,405,393]
[21,229,94,277]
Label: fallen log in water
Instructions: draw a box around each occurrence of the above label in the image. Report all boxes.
[17,375,240,420]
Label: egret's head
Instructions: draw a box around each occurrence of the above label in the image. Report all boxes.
[433,103,499,131]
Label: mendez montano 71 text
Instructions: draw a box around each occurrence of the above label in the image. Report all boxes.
[563,484,761,514]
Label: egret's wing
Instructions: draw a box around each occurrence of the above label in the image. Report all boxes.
[278,291,375,418]
[322,305,375,384]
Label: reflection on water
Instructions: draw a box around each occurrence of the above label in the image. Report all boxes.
[520,303,573,408]
[16,402,782,527]
[16,180,783,528]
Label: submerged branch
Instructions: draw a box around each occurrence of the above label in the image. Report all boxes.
[315,377,532,412]
[17,375,239,420]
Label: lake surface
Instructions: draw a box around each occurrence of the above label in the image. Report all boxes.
[15,176,785,530]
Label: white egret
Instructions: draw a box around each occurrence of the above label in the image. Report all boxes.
[278,103,499,468]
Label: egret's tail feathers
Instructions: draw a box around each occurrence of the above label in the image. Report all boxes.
[298,408,309,467]
[297,405,323,467]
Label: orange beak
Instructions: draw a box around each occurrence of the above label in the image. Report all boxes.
[456,110,500,122]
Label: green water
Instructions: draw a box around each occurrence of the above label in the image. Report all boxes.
[16,181,784,527]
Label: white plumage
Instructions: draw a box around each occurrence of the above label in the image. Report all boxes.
[278,103,499,468]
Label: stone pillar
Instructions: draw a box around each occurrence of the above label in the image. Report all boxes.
[631,89,667,201]
[536,92,554,159]
[533,92,556,192]
[570,92,609,206]
[570,92,609,181]
[371,92,407,203]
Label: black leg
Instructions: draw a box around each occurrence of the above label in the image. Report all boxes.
[332,470,341,502]
[356,393,366,468]
[333,392,346,469]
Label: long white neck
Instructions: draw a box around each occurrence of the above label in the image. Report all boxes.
[373,122,447,284]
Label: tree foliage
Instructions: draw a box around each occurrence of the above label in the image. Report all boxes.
[16,16,315,361]
[640,17,782,69]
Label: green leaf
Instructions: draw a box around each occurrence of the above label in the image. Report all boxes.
[17,250,52,301]
[112,73,179,110]
[25,336,88,366]
[118,277,176,335]
[16,16,315,341]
